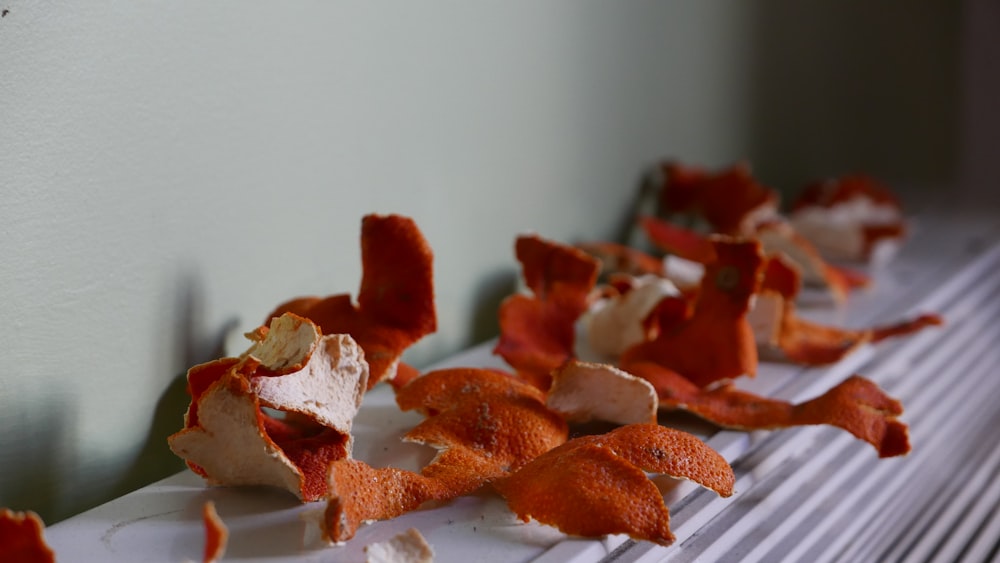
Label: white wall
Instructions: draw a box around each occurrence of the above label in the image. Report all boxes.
[0,1,960,523]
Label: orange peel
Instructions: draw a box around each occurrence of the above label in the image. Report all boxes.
[620,237,763,388]
[201,501,228,563]
[656,161,780,237]
[494,234,600,389]
[753,257,943,365]
[624,361,910,457]
[0,508,55,563]
[790,175,907,263]
[585,274,681,358]
[266,214,436,389]
[168,313,368,501]
[547,360,658,425]
[577,240,665,277]
[322,368,568,543]
[494,424,734,545]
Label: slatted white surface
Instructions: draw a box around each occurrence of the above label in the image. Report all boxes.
[43,208,1000,562]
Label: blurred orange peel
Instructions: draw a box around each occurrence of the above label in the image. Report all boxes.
[790,174,907,264]
[493,423,735,545]
[168,313,369,501]
[494,234,601,390]
[202,501,229,563]
[623,361,911,457]
[656,161,780,237]
[266,214,437,389]
[0,508,55,563]
[322,367,568,544]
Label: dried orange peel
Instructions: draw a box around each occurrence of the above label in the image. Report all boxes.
[790,175,907,264]
[656,161,780,237]
[577,240,665,277]
[620,237,763,388]
[753,256,943,365]
[547,360,658,425]
[494,423,734,545]
[266,214,436,389]
[322,368,568,543]
[494,234,600,389]
[0,508,55,563]
[168,313,368,501]
[624,361,910,457]
[202,501,228,563]
[584,274,681,358]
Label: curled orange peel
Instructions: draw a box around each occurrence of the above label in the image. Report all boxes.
[168,313,368,501]
[639,215,717,264]
[493,424,734,545]
[624,361,910,457]
[0,508,55,563]
[494,234,600,389]
[266,214,436,389]
[657,161,780,237]
[755,257,943,365]
[620,237,763,388]
[322,368,568,543]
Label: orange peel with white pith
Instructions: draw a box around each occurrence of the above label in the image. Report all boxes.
[753,256,943,365]
[0,508,55,563]
[322,367,568,544]
[168,313,368,501]
[623,360,910,458]
[656,161,780,237]
[494,234,601,390]
[620,237,764,388]
[546,360,658,425]
[266,214,436,389]
[790,174,907,264]
[493,423,734,546]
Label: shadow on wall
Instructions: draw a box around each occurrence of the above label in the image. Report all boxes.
[113,274,238,506]
[743,1,962,199]
[0,402,77,524]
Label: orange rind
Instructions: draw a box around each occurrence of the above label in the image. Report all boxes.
[202,501,228,563]
[547,360,658,425]
[620,237,763,388]
[322,368,568,543]
[790,175,907,264]
[168,313,368,501]
[624,361,910,457]
[266,214,436,389]
[656,161,780,237]
[494,424,734,545]
[494,234,600,389]
[0,508,55,563]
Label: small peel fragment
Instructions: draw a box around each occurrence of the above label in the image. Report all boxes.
[625,361,910,457]
[266,214,436,389]
[168,313,368,501]
[0,508,55,563]
[494,424,734,545]
[547,360,657,425]
[202,501,228,563]
[365,528,435,563]
[322,368,568,543]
